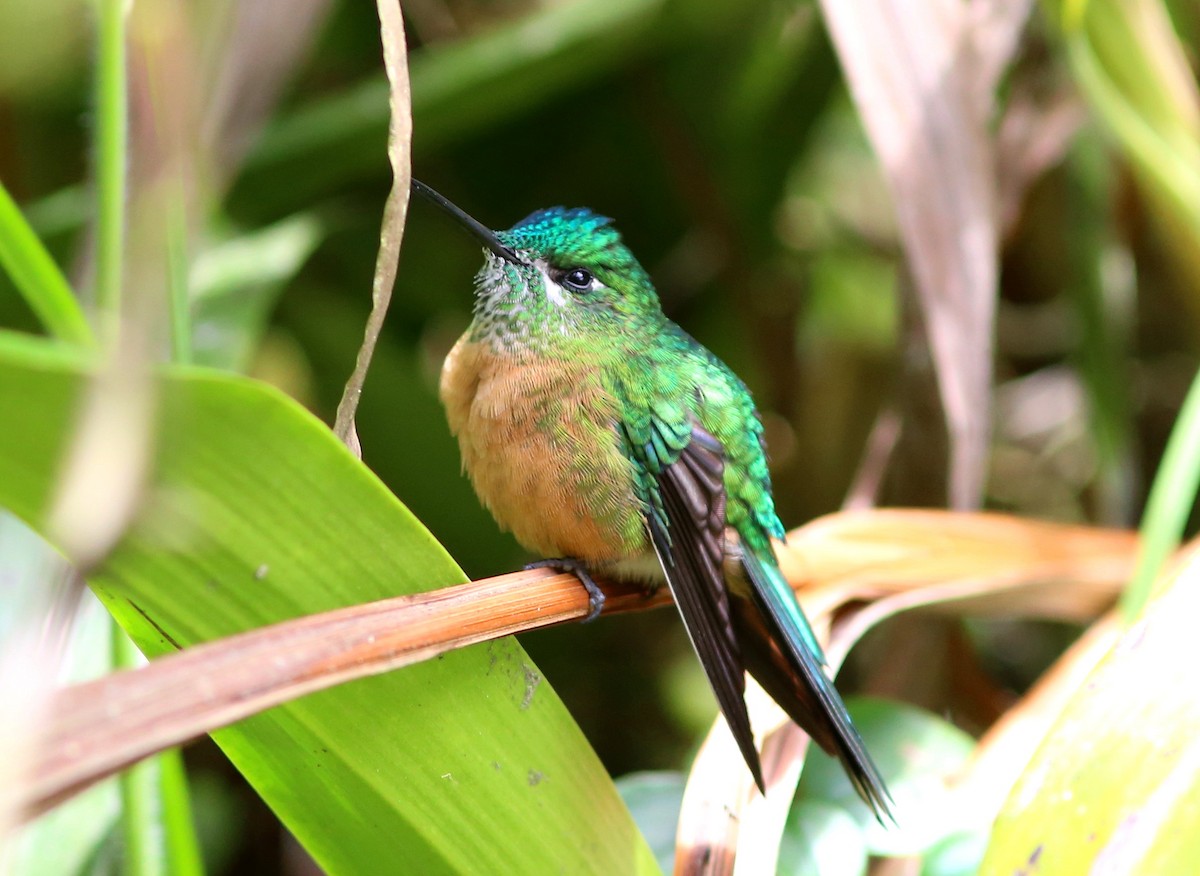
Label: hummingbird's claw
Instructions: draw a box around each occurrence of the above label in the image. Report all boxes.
[525,557,605,622]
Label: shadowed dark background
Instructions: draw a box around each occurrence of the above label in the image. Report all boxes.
[2,0,1198,871]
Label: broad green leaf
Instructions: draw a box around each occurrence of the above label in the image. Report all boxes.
[0,330,656,875]
[922,831,990,876]
[797,698,977,857]
[777,800,867,876]
[980,548,1200,875]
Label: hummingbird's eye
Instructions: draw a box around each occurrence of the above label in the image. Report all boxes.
[561,268,594,293]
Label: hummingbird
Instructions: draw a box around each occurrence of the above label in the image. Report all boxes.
[414,179,892,819]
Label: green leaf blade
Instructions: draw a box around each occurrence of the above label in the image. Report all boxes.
[0,185,93,347]
[981,551,1200,874]
[0,333,656,875]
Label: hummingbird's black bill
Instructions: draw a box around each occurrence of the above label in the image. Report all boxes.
[411,179,525,265]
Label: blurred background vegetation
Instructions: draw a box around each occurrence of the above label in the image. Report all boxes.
[1,0,1198,872]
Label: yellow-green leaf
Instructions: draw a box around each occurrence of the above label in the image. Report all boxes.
[980,546,1200,874]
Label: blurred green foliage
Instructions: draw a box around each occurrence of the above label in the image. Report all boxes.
[2,0,1199,872]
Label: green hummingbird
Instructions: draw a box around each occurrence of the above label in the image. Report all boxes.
[415,179,892,819]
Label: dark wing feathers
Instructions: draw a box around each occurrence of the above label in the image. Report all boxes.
[628,415,892,816]
[640,423,765,791]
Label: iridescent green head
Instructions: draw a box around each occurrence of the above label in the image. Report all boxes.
[412,180,663,350]
[462,206,661,345]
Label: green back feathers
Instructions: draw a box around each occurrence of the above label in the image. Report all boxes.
[613,322,786,559]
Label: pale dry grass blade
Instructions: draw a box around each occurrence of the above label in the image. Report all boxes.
[199,0,334,179]
[994,88,1086,239]
[965,0,1035,102]
[672,716,750,876]
[815,0,1031,508]
[46,344,155,574]
[107,0,332,368]
[48,0,202,572]
[730,678,822,875]
[333,0,413,454]
[843,409,901,512]
[674,670,818,876]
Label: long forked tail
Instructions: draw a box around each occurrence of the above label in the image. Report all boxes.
[738,545,895,823]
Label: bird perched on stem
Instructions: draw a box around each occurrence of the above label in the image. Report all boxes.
[415,179,893,821]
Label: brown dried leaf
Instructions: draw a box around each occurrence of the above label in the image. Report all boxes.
[787,510,1135,644]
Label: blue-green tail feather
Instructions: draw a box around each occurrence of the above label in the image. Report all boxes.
[739,543,895,824]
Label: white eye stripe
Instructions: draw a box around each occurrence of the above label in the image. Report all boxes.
[538,267,568,307]
[535,263,606,307]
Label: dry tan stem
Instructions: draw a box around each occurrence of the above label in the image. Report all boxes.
[18,511,1137,837]
[20,568,666,822]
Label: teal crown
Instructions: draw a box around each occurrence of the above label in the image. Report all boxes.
[498,207,620,266]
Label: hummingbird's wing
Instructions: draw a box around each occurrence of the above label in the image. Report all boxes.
[630,420,765,791]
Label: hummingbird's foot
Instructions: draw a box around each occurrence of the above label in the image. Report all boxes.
[525,557,605,622]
